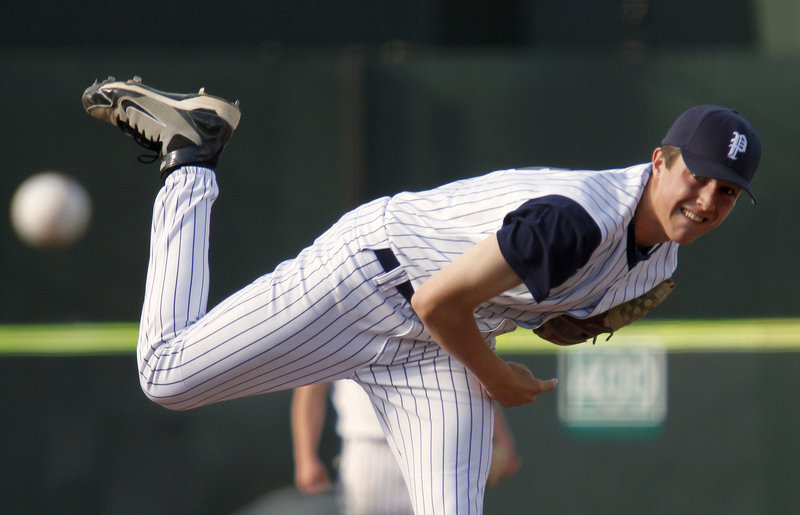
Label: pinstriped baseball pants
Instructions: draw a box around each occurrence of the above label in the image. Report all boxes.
[137,167,494,514]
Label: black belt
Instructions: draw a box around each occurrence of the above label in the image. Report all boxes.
[373,248,415,303]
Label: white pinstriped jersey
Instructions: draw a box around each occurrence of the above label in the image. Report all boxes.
[378,164,679,337]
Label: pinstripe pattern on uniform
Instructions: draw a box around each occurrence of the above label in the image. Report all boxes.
[332,380,414,514]
[137,167,423,410]
[135,167,492,513]
[138,170,217,385]
[358,353,493,515]
[383,165,679,334]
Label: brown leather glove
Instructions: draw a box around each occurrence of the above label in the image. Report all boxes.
[533,279,675,345]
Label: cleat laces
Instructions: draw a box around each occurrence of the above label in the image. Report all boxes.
[115,115,161,164]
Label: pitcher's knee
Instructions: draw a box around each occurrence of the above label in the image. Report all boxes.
[138,375,200,411]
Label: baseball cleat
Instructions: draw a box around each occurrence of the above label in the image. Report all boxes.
[82,76,241,176]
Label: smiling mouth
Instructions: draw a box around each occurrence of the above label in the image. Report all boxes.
[681,208,704,223]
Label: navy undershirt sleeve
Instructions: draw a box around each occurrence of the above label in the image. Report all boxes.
[496,195,602,302]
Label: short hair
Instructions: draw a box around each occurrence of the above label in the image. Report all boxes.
[660,145,681,168]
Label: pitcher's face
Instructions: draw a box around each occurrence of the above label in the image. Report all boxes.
[649,150,741,245]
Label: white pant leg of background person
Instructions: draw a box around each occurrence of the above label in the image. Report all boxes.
[338,440,413,515]
[332,380,413,515]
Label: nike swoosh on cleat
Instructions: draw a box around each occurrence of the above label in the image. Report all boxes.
[120,99,162,124]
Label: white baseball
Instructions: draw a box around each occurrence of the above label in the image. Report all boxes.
[10,171,92,248]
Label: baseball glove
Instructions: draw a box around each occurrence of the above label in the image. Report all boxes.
[533,279,675,346]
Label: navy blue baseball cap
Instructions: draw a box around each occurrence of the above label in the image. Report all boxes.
[662,105,761,202]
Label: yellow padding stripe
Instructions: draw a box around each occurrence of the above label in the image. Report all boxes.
[2,319,800,355]
[0,323,138,355]
[496,318,800,353]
